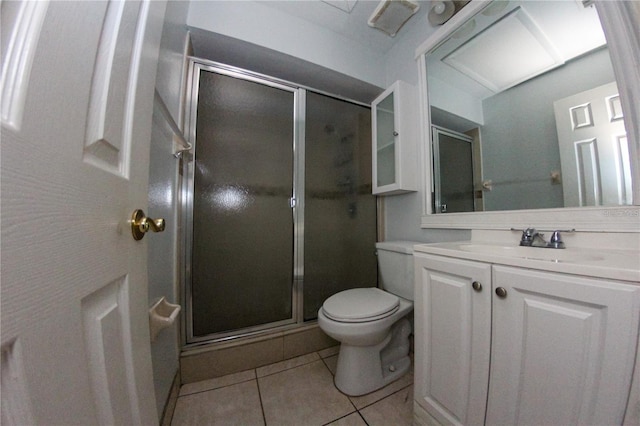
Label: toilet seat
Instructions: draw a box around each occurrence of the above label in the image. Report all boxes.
[322,288,399,323]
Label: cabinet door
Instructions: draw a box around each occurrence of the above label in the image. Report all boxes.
[371,80,417,195]
[414,254,492,425]
[487,266,640,425]
[373,87,397,190]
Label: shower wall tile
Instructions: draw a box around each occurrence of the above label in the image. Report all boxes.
[181,336,283,383]
[283,326,337,359]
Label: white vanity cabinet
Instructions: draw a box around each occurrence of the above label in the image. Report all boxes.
[414,254,492,425]
[414,252,640,426]
[371,80,417,195]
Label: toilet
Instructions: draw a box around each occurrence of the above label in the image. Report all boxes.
[318,241,417,396]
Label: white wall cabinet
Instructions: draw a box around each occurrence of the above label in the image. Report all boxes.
[414,253,640,426]
[371,80,418,195]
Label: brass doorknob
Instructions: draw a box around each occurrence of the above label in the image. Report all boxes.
[131,209,165,241]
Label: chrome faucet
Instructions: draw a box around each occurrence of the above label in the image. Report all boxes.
[515,228,574,249]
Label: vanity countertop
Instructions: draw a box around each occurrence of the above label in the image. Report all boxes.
[414,241,640,283]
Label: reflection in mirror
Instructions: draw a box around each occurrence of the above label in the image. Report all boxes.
[427,0,631,213]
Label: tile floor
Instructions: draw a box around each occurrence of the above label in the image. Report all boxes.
[171,346,414,426]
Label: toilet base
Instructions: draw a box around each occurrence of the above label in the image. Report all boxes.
[333,318,411,396]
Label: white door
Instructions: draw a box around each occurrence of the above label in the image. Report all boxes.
[487,266,640,425]
[414,254,491,425]
[554,81,631,207]
[1,1,166,424]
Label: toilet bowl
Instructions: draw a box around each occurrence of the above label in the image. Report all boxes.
[317,241,418,396]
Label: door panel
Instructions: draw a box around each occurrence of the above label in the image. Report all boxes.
[303,92,377,320]
[83,0,143,177]
[81,277,137,425]
[189,69,296,338]
[488,266,640,425]
[1,1,165,423]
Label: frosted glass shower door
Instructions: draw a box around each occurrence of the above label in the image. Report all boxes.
[190,69,296,339]
[303,93,378,320]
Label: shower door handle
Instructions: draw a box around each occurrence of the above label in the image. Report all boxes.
[131,209,166,240]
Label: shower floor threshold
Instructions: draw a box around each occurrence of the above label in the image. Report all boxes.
[184,321,319,352]
[180,322,338,384]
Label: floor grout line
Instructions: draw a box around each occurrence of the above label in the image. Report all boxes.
[255,370,267,426]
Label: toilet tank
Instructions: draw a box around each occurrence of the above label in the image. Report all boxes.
[376,241,419,301]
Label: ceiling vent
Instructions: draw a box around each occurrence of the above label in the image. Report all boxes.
[368,0,420,37]
[322,0,358,13]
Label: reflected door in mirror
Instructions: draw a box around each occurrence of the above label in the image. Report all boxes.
[554,81,632,207]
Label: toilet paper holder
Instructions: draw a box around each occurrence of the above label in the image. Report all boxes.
[149,297,181,342]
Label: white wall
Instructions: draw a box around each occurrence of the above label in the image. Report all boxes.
[382,11,470,243]
[148,0,190,419]
[187,1,387,88]
[429,76,484,125]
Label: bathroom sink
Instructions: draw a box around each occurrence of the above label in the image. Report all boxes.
[414,240,639,282]
[456,244,605,263]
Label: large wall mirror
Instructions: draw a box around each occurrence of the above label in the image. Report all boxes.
[417,0,640,231]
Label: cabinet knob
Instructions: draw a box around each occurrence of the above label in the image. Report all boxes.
[495,287,508,298]
[393,131,399,136]
[472,281,482,292]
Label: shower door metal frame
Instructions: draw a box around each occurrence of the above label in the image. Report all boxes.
[182,59,306,346]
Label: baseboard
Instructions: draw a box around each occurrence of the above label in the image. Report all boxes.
[160,370,181,426]
[414,401,442,426]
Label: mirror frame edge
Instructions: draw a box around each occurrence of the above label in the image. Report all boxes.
[416,0,640,232]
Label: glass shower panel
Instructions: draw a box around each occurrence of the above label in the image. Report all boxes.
[435,131,475,213]
[303,92,378,321]
[191,70,295,337]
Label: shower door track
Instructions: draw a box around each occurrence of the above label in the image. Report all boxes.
[182,59,307,347]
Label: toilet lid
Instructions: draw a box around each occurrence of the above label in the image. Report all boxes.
[322,288,399,323]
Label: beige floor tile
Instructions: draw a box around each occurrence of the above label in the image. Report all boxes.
[256,352,320,378]
[323,354,338,375]
[179,369,256,396]
[348,363,413,409]
[171,380,264,426]
[326,412,368,426]
[259,360,355,426]
[359,386,413,426]
[318,345,340,359]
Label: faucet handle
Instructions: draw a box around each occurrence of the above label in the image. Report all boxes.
[548,230,565,249]
[520,227,536,246]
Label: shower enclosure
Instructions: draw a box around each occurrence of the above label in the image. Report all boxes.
[183,60,377,345]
